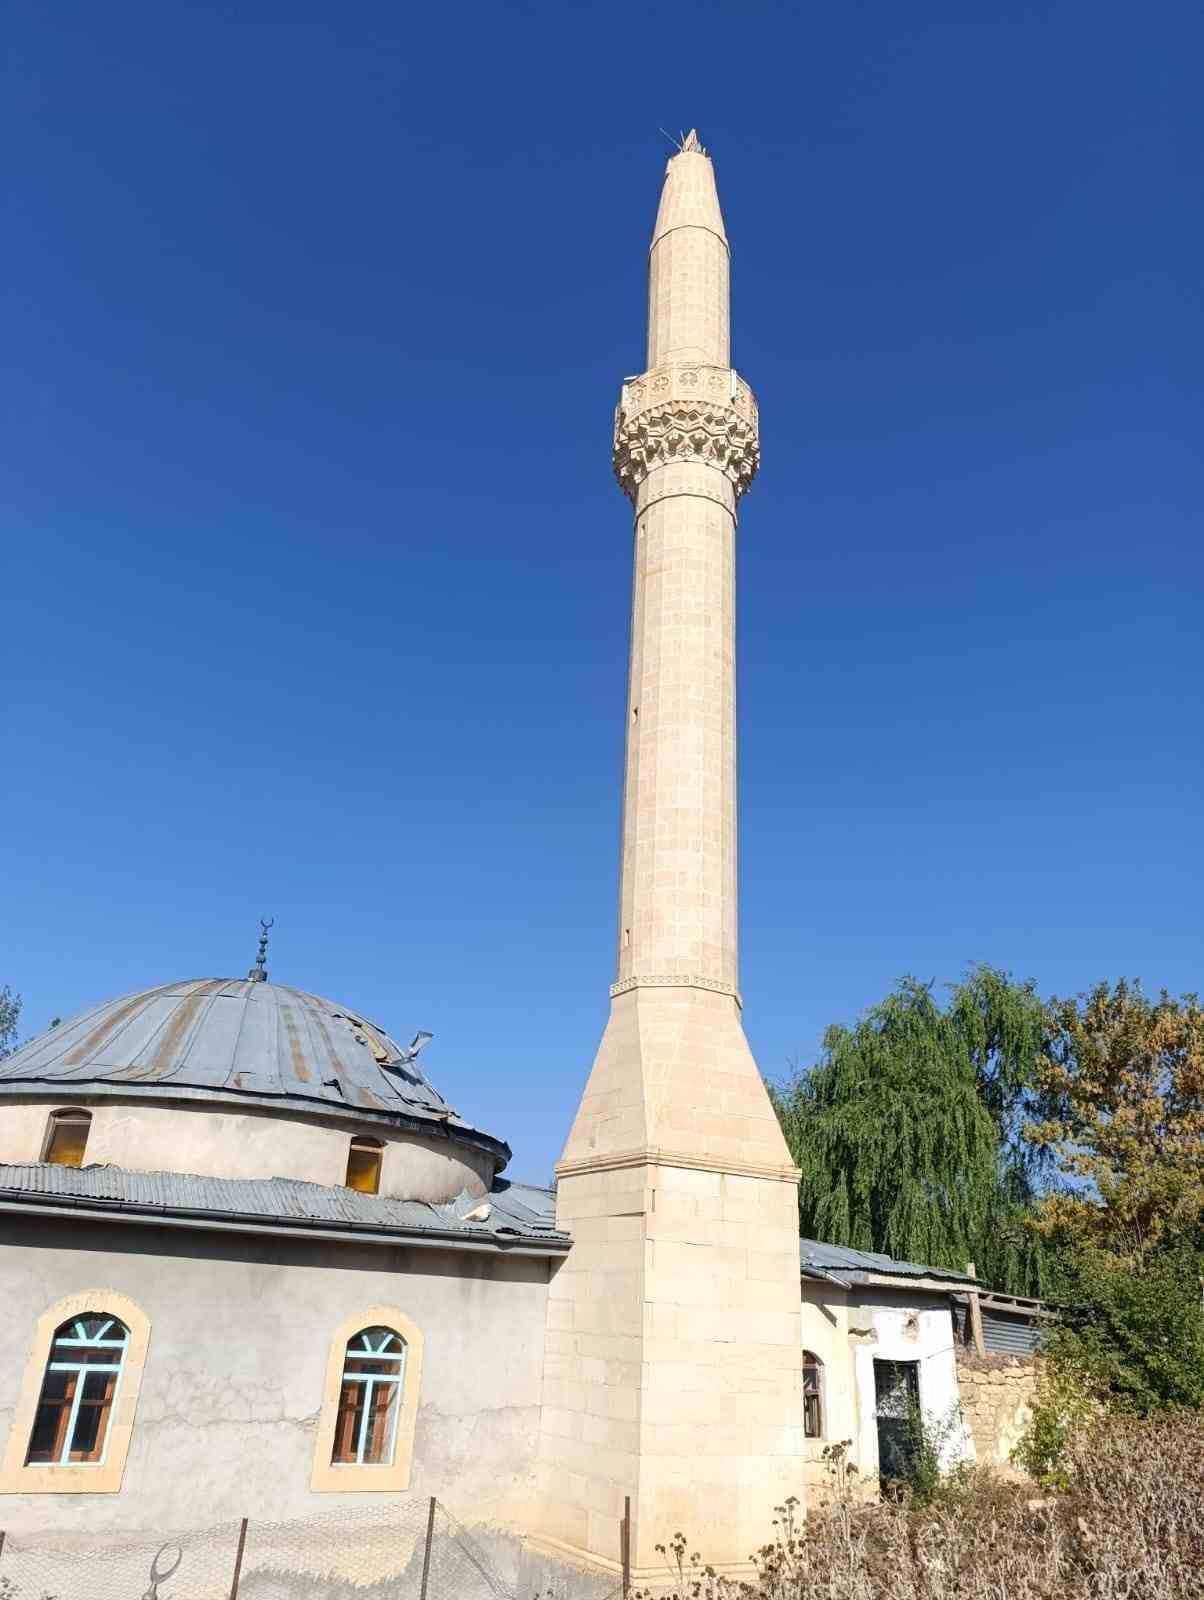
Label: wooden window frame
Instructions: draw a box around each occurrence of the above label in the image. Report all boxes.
[803,1349,825,1439]
[344,1136,384,1196]
[331,1328,406,1466]
[25,1314,129,1466]
[0,1292,150,1495]
[41,1108,92,1168]
[311,1307,423,1493]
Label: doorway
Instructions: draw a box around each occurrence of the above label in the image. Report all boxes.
[873,1358,920,1488]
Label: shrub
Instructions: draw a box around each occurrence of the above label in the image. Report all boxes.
[629,1411,1204,1600]
[1050,1237,1204,1413]
[1011,1362,1100,1490]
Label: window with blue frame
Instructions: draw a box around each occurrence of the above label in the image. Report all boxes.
[26,1314,130,1465]
[332,1327,407,1465]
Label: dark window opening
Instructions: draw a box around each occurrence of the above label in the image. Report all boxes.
[873,1358,921,1490]
[802,1350,824,1438]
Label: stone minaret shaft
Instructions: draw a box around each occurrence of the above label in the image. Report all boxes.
[614,136,751,1001]
[534,136,802,1581]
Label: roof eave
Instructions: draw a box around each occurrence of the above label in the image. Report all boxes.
[800,1262,980,1294]
[0,1189,570,1258]
[841,1270,974,1294]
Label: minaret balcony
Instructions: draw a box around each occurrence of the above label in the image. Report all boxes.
[612,363,760,501]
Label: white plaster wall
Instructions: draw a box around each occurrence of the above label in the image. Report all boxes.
[0,1099,493,1202]
[847,1290,973,1481]
[799,1287,862,1497]
[799,1285,974,1494]
[0,1215,552,1541]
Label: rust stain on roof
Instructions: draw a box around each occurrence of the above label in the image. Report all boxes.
[303,1005,345,1084]
[139,983,222,1079]
[0,977,511,1172]
[62,983,180,1068]
[280,1002,312,1084]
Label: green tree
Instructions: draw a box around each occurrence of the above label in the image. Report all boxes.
[1043,1239,1204,1413]
[1025,982,1204,1413]
[771,967,1051,1295]
[0,986,20,1059]
[1029,982,1204,1257]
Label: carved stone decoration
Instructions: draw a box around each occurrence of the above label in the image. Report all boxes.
[613,364,760,501]
[609,973,742,1004]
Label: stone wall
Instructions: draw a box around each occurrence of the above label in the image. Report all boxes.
[956,1353,1039,1471]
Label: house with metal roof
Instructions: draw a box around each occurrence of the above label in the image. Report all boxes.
[794,1238,1044,1495]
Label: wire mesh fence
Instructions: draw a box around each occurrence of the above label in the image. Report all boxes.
[0,1498,624,1600]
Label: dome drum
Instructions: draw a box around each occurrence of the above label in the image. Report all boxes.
[0,979,509,1200]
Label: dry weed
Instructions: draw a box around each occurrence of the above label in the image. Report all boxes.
[633,1412,1204,1600]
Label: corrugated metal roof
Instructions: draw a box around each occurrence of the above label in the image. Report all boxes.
[0,981,509,1168]
[0,1162,566,1251]
[800,1237,982,1289]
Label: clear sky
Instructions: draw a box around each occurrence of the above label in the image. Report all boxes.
[4,1,1200,1184]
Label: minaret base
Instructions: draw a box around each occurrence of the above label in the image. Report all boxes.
[533,986,805,1574]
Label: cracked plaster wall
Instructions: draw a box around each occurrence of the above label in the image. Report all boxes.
[0,1217,552,1542]
[0,1098,493,1201]
[799,1284,970,1496]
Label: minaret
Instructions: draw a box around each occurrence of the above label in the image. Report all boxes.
[533,135,804,1582]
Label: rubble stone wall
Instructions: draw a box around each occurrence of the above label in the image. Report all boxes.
[957,1353,1039,1471]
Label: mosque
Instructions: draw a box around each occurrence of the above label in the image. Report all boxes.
[0,137,1038,1583]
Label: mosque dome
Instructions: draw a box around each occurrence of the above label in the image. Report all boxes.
[0,977,509,1201]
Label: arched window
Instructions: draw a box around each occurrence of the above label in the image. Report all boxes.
[26,1314,129,1466]
[803,1350,824,1439]
[42,1108,91,1167]
[332,1327,406,1465]
[311,1307,423,1493]
[344,1137,384,1195]
[0,1292,149,1495]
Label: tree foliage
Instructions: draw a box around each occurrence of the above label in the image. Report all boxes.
[1024,983,1204,1413]
[1028,981,1204,1257]
[771,967,1050,1295]
[0,985,20,1060]
[1044,1239,1204,1414]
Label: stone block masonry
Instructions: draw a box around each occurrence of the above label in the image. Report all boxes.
[957,1353,1039,1472]
[531,134,805,1583]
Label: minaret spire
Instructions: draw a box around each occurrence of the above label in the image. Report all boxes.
[534,138,803,1582]
[647,133,729,368]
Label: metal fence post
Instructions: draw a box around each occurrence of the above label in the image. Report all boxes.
[418,1495,437,1600]
[228,1517,249,1600]
[621,1495,631,1598]
[0,1529,6,1564]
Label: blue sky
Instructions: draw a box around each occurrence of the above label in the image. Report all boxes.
[4,1,1200,1183]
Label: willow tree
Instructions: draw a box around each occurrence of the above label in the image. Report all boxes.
[771,967,1051,1295]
